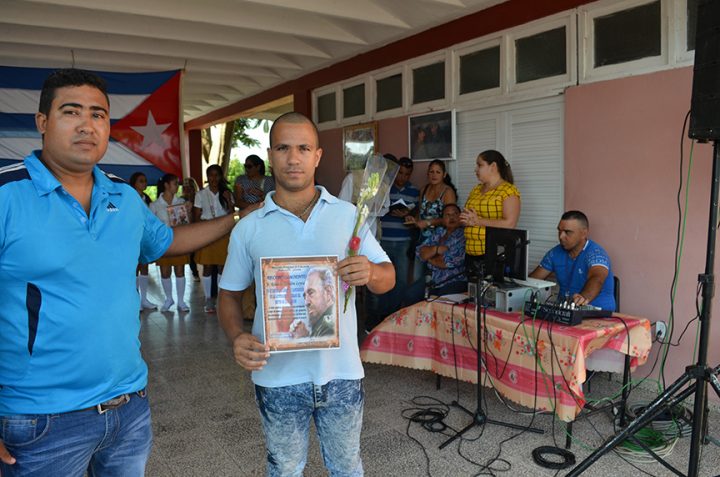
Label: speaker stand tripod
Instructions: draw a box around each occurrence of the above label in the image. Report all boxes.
[440,281,543,449]
[568,141,720,477]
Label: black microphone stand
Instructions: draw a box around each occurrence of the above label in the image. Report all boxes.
[440,276,543,449]
[568,142,720,477]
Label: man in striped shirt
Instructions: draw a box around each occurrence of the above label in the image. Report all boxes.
[367,157,420,330]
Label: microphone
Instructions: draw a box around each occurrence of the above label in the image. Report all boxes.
[425,270,468,300]
[424,275,433,300]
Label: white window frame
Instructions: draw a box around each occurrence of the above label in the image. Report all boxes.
[579,0,668,83]
[507,12,577,94]
[312,86,340,131]
[311,0,697,128]
[339,77,370,123]
[673,0,696,64]
[406,51,451,114]
[371,66,405,120]
[453,37,504,103]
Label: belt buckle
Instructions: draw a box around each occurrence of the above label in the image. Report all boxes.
[96,393,130,414]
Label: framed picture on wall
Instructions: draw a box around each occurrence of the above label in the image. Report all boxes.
[408,110,454,161]
[343,121,378,170]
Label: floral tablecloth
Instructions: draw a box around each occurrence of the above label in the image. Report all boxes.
[360,300,652,422]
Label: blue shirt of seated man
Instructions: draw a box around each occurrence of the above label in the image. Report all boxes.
[530,211,616,311]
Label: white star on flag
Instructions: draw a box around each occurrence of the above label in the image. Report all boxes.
[131,111,172,150]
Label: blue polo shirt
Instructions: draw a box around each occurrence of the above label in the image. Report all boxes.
[538,239,616,311]
[0,152,173,414]
[220,186,389,388]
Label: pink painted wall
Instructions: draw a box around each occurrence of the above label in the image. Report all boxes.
[565,67,719,393]
[317,116,411,195]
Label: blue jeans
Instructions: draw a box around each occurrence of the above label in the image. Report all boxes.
[366,240,412,330]
[0,391,152,477]
[255,379,364,477]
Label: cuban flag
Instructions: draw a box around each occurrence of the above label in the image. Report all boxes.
[0,66,183,183]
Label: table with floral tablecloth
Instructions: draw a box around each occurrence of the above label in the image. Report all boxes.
[360,299,652,422]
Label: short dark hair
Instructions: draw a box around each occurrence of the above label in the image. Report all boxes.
[269,112,318,148]
[561,210,589,228]
[443,203,461,214]
[398,156,413,169]
[383,153,398,163]
[39,69,109,115]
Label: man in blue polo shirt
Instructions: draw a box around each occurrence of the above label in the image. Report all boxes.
[0,69,255,476]
[530,210,616,311]
[218,112,394,476]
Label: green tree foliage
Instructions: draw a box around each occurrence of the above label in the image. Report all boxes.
[202,118,270,176]
[227,159,244,186]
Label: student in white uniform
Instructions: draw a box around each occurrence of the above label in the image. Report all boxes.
[150,174,191,312]
[194,164,234,313]
[130,171,157,310]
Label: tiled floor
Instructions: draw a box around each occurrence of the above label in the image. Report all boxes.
[140,268,720,476]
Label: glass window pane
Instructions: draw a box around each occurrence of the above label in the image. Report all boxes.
[594,1,661,67]
[376,74,402,112]
[317,92,336,123]
[460,46,500,94]
[687,0,698,51]
[412,61,445,104]
[516,26,567,83]
[343,84,365,118]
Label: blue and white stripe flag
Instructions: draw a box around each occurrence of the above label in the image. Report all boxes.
[0,66,182,183]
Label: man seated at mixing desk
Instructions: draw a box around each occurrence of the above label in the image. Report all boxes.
[529,210,616,311]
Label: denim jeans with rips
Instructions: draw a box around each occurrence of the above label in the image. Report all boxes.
[255,379,364,477]
[0,391,152,477]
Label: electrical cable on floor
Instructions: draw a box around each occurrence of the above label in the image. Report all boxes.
[400,395,455,477]
[626,401,693,440]
[531,445,576,470]
[615,427,679,464]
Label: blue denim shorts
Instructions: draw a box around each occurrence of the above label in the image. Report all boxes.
[0,391,152,477]
[255,379,364,477]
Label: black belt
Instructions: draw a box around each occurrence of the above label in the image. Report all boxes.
[76,389,146,414]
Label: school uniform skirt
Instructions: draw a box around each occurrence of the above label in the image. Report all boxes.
[195,234,230,266]
[156,254,190,267]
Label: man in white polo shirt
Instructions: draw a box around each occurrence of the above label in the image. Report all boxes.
[219,112,395,476]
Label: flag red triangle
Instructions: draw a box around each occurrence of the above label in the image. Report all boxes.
[110,72,182,178]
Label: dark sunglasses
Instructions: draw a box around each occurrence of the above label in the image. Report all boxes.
[244,163,256,168]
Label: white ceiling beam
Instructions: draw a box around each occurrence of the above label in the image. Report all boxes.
[0,23,303,70]
[183,84,246,96]
[183,93,232,103]
[2,1,333,57]
[419,0,468,6]
[183,72,264,89]
[23,0,368,44]
[0,43,282,79]
[243,0,410,28]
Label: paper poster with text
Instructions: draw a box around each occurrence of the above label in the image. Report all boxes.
[260,256,340,352]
